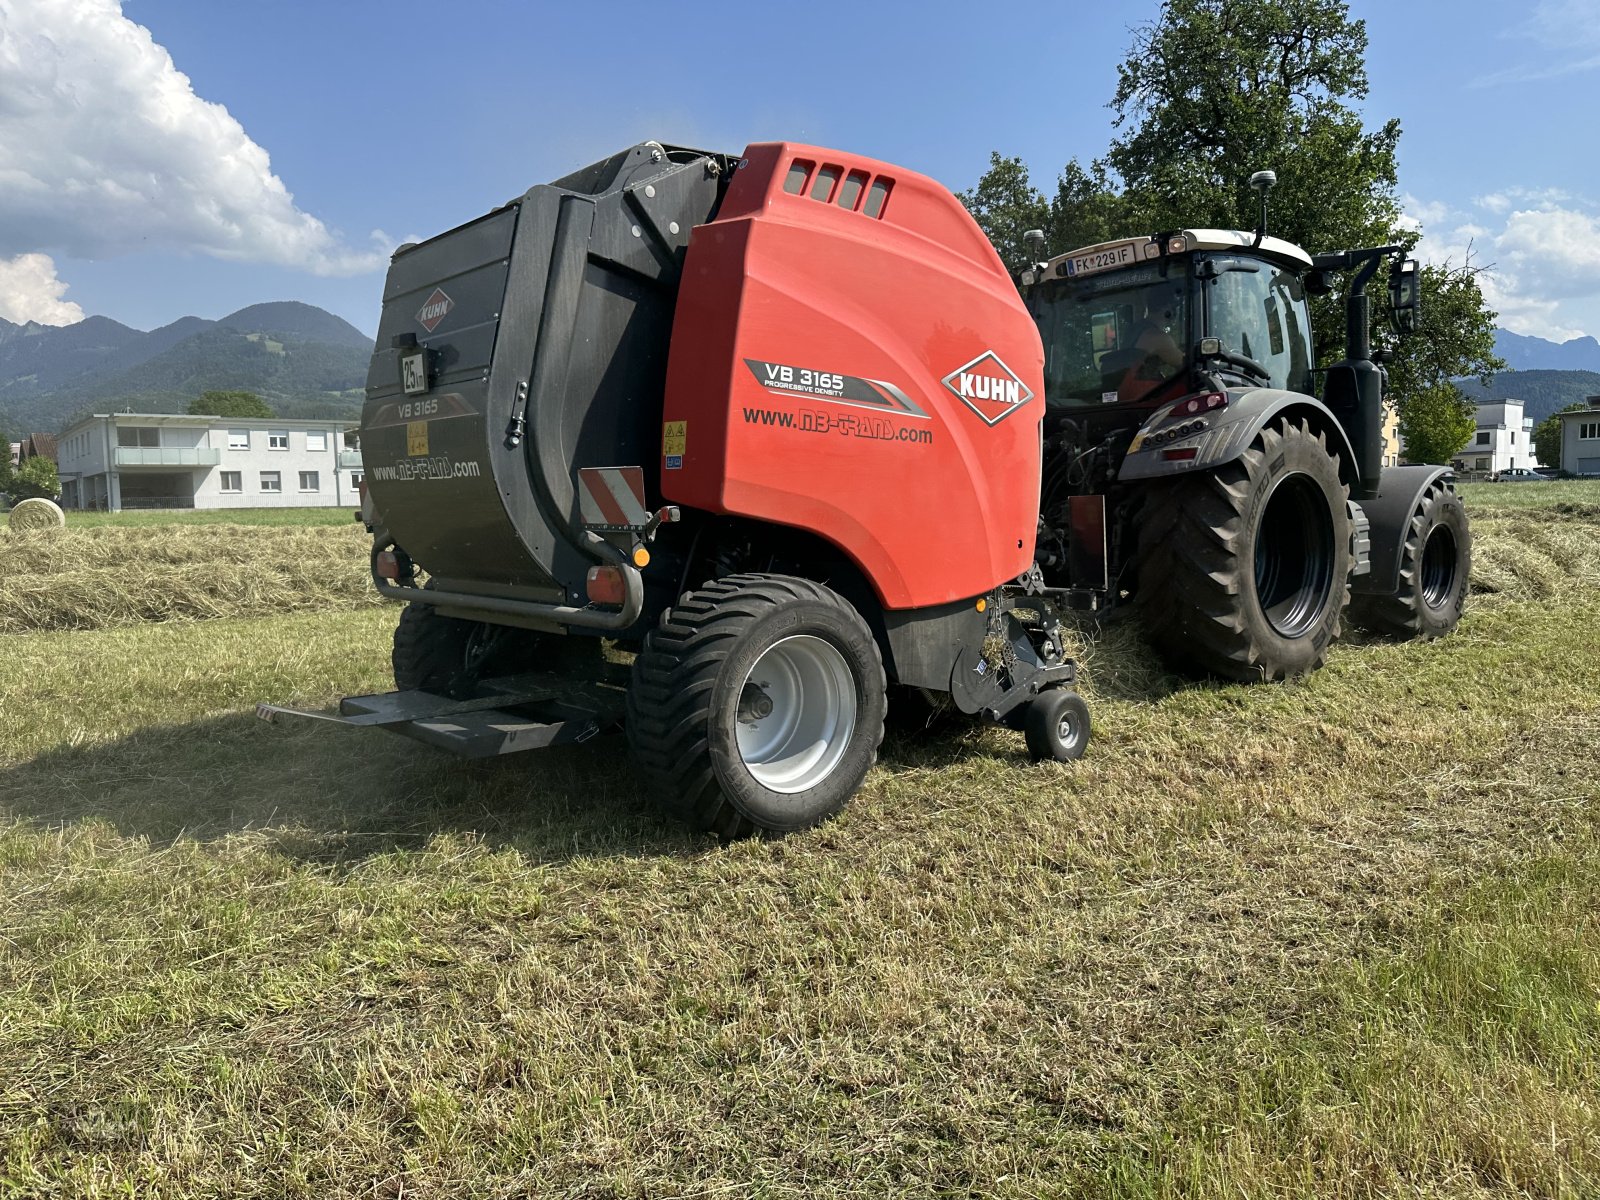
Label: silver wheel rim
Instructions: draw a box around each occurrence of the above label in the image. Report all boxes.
[735,635,857,794]
[1057,711,1078,746]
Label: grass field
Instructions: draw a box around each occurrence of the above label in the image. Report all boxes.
[1,487,1598,1196]
[64,506,357,528]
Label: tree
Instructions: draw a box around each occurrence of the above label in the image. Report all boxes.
[1533,401,1588,468]
[189,390,275,419]
[959,0,1502,426]
[956,154,1049,270]
[11,455,60,501]
[1397,382,1476,465]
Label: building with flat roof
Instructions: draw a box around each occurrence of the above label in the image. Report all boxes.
[56,412,362,511]
[1557,397,1600,476]
[1450,398,1538,475]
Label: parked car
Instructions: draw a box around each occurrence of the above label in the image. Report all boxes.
[1493,468,1552,482]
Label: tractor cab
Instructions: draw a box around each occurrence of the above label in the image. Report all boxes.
[1021,230,1316,428]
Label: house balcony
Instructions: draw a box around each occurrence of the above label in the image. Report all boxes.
[114,447,222,468]
[339,450,363,469]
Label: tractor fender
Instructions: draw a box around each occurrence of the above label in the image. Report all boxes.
[1349,465,1457,596]
[1117,387,1361,487]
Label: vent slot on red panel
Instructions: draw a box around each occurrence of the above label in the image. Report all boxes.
[783,158,894,220]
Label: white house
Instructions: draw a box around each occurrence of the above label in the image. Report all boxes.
[1450,398,1538,475]
[1557,396,1600,476]
[55,412,363,511]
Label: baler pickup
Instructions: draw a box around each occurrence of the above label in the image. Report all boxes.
[256,670,626,759]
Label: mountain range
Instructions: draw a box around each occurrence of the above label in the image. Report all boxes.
[3,310,1597,437]
[0,301,373,435]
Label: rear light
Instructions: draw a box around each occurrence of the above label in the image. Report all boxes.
[1175,392,1228,417]
[1163,447,1199,461]
[586,565,626,606]
[375,550,401,580]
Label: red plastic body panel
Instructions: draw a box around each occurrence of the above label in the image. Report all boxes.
[660,142,1043,610]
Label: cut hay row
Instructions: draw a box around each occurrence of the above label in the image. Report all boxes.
[0,524,381,634]
[0,495,1594,637]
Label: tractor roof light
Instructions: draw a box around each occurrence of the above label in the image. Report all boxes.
[1167,235,1188,254]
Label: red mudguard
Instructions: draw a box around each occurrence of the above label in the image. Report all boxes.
[660,142,1043,610]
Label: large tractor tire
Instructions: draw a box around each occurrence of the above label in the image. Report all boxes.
[392,601,593,695]
[626,573,887,838]
[1348,480,1471,639]
[1136,417,1351,681]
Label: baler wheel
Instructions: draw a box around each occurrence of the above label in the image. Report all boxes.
[626,573,887,837]
[1024,689,1091,763]
[1134,417,1351,681]
[1348,480,1471,639]
[392,600,591,696]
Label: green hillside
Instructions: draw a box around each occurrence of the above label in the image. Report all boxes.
[1456,369,1600,424]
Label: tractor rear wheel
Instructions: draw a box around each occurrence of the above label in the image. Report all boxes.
[1349,480,1471,639]
[1135,417,1351,681]
[626,573,887,837]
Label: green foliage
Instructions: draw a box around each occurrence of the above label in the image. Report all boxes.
[1533,401,1589,467]
[955,154,1049,269]
[1397,382,1477,464]
[189,390,276,419]
[11,455,60,501]
[958,0,1502,423]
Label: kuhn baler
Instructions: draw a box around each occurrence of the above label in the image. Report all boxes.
[263,141,1086,836]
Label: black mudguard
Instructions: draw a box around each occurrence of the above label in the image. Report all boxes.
[1117,387,1360,487]
[1350,465,1457,596]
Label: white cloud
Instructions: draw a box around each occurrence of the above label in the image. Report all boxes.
[0,252,84,325]
[0,0,385,279]
[1403,192,1599,342]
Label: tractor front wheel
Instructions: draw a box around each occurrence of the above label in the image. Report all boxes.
[626,574,887,837]
[1135,417,1352,681]
[1349,480,1471,639]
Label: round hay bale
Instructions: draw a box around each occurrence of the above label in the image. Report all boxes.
[8,497,66,531]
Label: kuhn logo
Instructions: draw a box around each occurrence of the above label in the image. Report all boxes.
[942,351,1035,426]
[416,288,454,333]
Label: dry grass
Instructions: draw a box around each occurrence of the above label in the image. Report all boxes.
[0,487,1597,1197]
[0,524,381,633]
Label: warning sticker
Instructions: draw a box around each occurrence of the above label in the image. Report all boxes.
[406,420,429,457]
[663,420,687,456]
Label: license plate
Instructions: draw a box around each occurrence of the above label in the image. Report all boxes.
[400,349,429,396]
[1065,240,1140,277]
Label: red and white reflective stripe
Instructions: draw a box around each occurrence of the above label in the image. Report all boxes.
[578,466,651,528]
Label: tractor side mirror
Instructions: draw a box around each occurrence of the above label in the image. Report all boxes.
[1303,269,1335,297]
[1389,258,1420,334]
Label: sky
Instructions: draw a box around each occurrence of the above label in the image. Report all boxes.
[0,0,1598,343]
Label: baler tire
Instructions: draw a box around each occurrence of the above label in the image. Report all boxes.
[1134,416,1351,681]
[1024,689,1091,763]
[626,573,887,837]
[392,602,478,694]
[392,600,593,695]
[1349,481,1471,639]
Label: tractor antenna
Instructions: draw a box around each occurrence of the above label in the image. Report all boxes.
[1023,228,1047,266]
[1248,170,1276,248]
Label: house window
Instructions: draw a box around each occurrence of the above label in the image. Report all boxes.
[299,471,320,492]
[1475,457,1489,470]
[268,431,289,450]
[220,471,241,493]
[117,427,159,447]
[228,430,250,450]
[306,431,327,452]
[351,472,364,487]
[1474,430,1491,445]
[260,471,282,493]
[1510,432,1517,445]
[1581,422,1600,440]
